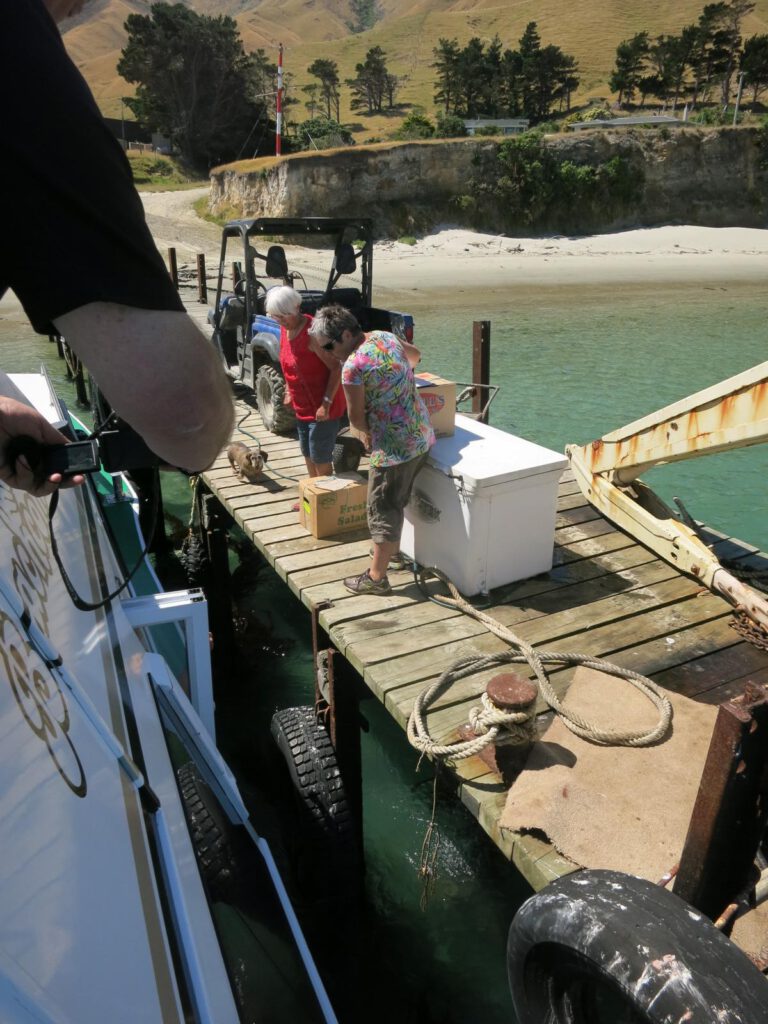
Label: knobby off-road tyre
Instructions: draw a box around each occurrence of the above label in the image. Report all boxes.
[507,868,768,1024]
[331,434,365,475]
[179,529,210,590]
[270,706,359,900]
[255,363,296,435]
[177,760,245,902]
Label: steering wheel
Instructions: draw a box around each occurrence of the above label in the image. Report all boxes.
[233,277,267,302]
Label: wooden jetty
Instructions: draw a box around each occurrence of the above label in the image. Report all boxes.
[200,398,768,892]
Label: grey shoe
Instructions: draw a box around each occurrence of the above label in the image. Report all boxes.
[344,569,392,595]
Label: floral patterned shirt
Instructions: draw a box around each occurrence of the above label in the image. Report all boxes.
[342,331,435,467]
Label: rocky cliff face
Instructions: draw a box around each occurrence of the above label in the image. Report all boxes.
[209,127,768,236]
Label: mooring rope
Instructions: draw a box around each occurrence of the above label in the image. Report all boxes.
[406,568,673,762]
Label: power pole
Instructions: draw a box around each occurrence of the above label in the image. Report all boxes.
[733,70,745,126]
[276,42,283,156]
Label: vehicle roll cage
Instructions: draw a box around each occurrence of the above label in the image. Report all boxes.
[212,217,374,331]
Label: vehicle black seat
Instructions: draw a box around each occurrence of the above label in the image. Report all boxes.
[265,245,288,278]
[299,291,326,315]
[328,288,363,308]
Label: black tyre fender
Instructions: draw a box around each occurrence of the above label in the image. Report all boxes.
[179,530,209,590]
[270,706,359,894]
[255,362,296,434]
[507,869,768,1024]
[177,760,244,902]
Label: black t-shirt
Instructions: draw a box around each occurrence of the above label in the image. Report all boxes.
[0,0,184,334]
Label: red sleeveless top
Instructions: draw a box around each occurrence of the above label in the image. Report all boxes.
[279,315,346,421]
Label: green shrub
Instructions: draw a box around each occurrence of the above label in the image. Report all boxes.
[295,117,354,151]
[466,131,643,230]
[393,113,435,140]
[561,107,613,127]
[435,113,467,138]
[689,106,728,126]
[397,235,417,245]
[127,152,194,186]
[452,194,476,210]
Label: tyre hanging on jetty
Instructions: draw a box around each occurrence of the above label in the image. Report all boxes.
[270,705,359,901]
[507,869,768,1023]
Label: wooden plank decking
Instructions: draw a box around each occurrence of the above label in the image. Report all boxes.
[201,397,768,891]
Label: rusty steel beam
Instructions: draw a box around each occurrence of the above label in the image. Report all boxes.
[673,682,768,920]
[569,360,768,484]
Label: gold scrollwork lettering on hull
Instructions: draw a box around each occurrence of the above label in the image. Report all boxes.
[0,609,87,798]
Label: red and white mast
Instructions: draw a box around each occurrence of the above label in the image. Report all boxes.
[276,42,283,156]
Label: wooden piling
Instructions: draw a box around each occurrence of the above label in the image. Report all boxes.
[167,247,179,289]
[202,491,236,677]
[196,254,207,303]
[73,355,88,406]
[673,684,768,919]
[472,320,491,423]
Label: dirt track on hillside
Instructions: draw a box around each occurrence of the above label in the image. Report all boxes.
[140,187,221,262]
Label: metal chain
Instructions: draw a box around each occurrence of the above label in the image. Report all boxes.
[730,610,768,651]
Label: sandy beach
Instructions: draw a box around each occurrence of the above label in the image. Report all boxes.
[374,224,768,293]
[3,189,767,325]
[135,188,768,301]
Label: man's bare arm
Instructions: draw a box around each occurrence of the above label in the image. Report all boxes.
[56,303,234,472]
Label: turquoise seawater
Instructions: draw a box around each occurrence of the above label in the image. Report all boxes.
[1,276,766,1022]
[405,281,768,554]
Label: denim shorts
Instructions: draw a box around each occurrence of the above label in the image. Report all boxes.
[296,417,342,464]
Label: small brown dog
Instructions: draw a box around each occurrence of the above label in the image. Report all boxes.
[227,441,268,483]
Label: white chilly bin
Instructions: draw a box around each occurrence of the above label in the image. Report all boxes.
[401,414,569,596]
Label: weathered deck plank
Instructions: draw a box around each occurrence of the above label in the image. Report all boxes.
[199,397,768,892]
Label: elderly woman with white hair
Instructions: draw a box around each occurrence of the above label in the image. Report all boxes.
[264,286,346,491]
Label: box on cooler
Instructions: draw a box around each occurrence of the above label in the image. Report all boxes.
[401,415,568,595]
[415,373,456,437]
[299,473,368,538]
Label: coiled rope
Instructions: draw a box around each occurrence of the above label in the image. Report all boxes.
[406,568,673,762]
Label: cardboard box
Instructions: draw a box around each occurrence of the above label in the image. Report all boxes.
[415,372,456,437]
[299,473,368,539]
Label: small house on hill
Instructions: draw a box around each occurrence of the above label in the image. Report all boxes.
[568,115,683,131]
[464,117,530,136]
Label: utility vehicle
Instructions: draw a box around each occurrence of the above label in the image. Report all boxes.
[208,217,413,434]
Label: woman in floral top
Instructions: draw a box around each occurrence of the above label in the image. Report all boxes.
[309,305,434,595]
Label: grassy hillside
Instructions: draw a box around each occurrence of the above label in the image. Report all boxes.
[65,0,768,132]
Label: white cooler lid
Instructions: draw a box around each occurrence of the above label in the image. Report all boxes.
[427,414,569,488]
